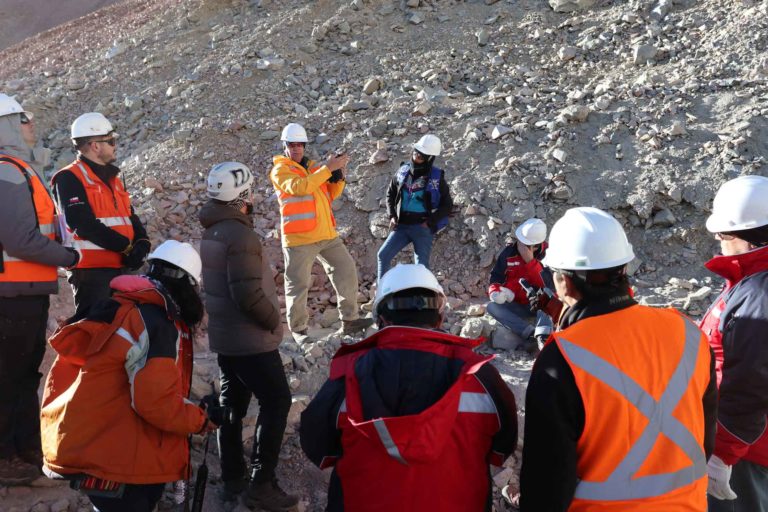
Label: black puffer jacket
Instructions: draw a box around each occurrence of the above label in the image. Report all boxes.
[199,201,283,355]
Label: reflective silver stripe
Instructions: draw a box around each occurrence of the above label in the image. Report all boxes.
[39,223,55,235]
[336,398,347,428]
[560,318,706,501]
[285,212,316,222]
[98,216,131,227]
[458,392,497,414]
[75,162,95,185]
[72,240,108,251]
[1,252,21,262]
[118,326,150,409]
[374,419,408,465]
[282,195,314,204]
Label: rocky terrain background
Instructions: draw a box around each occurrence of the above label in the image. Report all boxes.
[0,0,766,510]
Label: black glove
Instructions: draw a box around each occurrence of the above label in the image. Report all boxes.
[520,278,563,319]
[328,169,344,183]
[66,248,80,268]
[199,394,233,426]
[123,239,150,271]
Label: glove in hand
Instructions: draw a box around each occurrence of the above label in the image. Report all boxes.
[123,240,150,271]
[490,291,505,304]
[707,455,737,500]
[500,287,515,303]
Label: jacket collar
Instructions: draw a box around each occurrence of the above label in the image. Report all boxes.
[704,244,768,286]
[109,275,181,321]
[559,289,637,329]
[79,155,120,184]
[199,200,252,229]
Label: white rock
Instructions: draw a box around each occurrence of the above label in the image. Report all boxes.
[561,105,590,123]
[406,0,419,6]
[466,304,486,316]
[552,148,568,163]
[548,0,596,12]
[558,46,578,61]
[460,318,485,338]
[363,78,381,95]
[476,28,490,46]
[668,121,687,136]
[633,44,658,65]
[491,125,513,140]
[409,12,425,24]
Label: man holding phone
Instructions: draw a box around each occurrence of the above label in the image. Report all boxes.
[270,123,372,343]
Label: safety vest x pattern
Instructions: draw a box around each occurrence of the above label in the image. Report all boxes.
[555,307,710,511]
[0,154,58,284]
[277,160,333,234]
[53,160,134,269]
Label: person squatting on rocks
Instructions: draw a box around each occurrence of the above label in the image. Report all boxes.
[486,218,554,353]
[376,134,453,280]
[39,240,218,512]
[520,207,718,511]
[199,162,298,511]
[51,112,150,320]
[0,93,80,486]
[270,122,371,343]
[700,176,768,511]
[300,263,518,512]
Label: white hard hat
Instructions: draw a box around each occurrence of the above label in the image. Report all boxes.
[373,263,446,317]
[280,123,309,143]
[413,134,442,156]
[542,207,634,271]
[147,240,202,286]
[515,218,547,245]
[71,112,117,139]
[207,162,254,202]
[0,93,25,118]
[706,175,768,233]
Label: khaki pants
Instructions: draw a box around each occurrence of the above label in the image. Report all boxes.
[282,237,359,332]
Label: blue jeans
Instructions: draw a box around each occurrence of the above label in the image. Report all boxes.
[377,224,434,279]
[486,301,553,339]
[708,459,768,512]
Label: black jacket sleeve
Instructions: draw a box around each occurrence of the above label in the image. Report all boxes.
[489,245,514,287]
[431,170,453,223]
[520,342,583,512]
[300,377,345,467]
[386,174,399,221]
[476,364,518,463]
[227,232,280,331]
[703,346,718,460]
[129,206,148,243]
[52,170,131,252]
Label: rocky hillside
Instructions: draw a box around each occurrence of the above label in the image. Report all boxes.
[1,0,767,510]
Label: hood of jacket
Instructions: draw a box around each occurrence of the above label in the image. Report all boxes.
[199,199,252,229]
[0,113,32,162]
[48,276,170,366]
[704,244,768,287]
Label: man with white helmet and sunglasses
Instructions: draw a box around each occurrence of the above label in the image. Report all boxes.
[199,162,298,510]
[0,93,79,485]
[301,263,517,511]
[700,176,768,511]
[520,207,717,511]
[376,134,453,280]
[51,112,149,319]
[271,122,371,343]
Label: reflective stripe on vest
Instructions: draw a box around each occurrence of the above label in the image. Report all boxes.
[559,318,707,501]
[276,161,334,234]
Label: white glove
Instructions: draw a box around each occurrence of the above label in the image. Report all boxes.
[707,455,737,500]
[490,291,505,304]
[500,287,515,303]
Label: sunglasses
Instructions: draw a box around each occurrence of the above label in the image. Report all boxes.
[92,138,117,147]
[286,142,305,148]
[20,112,33,124]
[714,232,736,241]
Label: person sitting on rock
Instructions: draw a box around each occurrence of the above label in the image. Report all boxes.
[487,218,554,352]
[300,263,518,512]
[376,134,453,280]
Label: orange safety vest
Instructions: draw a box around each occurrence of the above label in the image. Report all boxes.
[52,159,135,269]
[0,154,58,283]
[553,305,710,511]
[276,159,334,234]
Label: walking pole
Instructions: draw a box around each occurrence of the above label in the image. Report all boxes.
[191,432,210,512]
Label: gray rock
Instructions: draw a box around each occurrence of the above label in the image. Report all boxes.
[652,208,676,227]
[548,0,596,12]
[363,78,381,95]
[633,44,658,65]
[476,28,490,46]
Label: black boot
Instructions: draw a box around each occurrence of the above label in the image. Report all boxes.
[245,478,299,511]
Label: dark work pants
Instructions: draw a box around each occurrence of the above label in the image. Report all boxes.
[0,295,49,460]
[709,459,768,512]
[217,351,291,484]
[89,483,165,512]
[67,268,123,319]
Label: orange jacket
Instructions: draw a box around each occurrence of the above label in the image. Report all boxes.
[51,159,134,268]
[41,275,205,484]
[0,154,58,284]
[270,155,345,247]
[553,305,711,511]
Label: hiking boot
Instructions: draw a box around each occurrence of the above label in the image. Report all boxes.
[291,329,311,344]
[245,479,299,511]
[340,317,373,335]
[0,457,41,486]
[220,477,247,502]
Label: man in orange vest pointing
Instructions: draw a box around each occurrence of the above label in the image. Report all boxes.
[52,112,149,319]
[520,207,717,511]
[0,93,79,485]
[271,123,372,342]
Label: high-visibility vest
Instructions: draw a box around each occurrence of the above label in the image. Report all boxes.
[0,154,58,284]
[52,160,134,269]
[276,159,334,234]
[553,305,710,511]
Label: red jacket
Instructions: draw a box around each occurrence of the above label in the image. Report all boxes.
[300,326,518,512]
[700,245,768,466]
[488,242,549,305]
[41,275,205,484]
